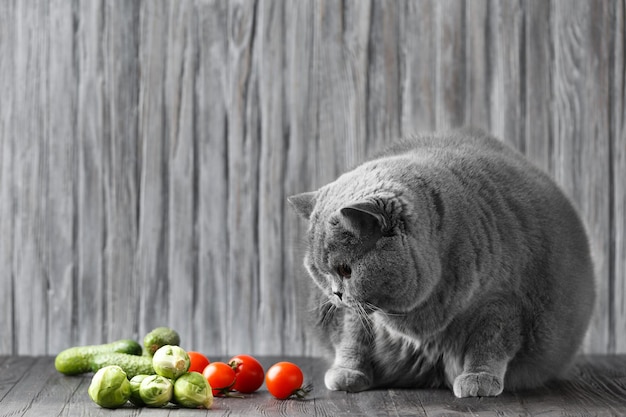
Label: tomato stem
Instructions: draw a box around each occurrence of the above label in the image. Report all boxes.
[214,380,243,398]
[293,384,313,400]
[220,389,244,399]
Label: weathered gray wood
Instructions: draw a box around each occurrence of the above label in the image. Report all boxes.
[490,0,526,151]
[164,0,197,354]
[399,0,437,134]
[257,0,286,356]
[315,0,370,179]
[524,1,555,175]
[613,0,626,353]
[0,357,35,403]
[283,0,323,357]
[135,0,171,338]
[3,356,626,416]
[45,0,77,355]
[0,0,623,357]
[194,0,229,355]
[75,0,106,348]
[225,0,261,355]
[524,0,555,175]
[0,357,80,417]
[101,2,141,346]
[193,1,234,352]
[0,0,16,355]
[367,0,401,149]
[465,0,491,130]
[552,0,614,353]
[435,0,467,129]
[11,1,50,356]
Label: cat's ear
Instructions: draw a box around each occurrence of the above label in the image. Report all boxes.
[339,201,389,240]
[288,191,316,220]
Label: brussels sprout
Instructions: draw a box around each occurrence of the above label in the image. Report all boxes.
[139,374,173,407]
[88,365,131,409]
[173,372,214,409]
[128,374,149,406]
[152,345,190,380]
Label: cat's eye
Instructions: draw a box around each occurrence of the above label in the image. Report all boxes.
[336,264,352,279]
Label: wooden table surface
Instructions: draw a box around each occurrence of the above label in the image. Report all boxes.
[2,355,626,416]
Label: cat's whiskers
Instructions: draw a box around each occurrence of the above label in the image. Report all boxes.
[318,299,338,328]
[310,297,333,313]
[362,301,407,324]
[353,301,375,339]
[363,301,382,314]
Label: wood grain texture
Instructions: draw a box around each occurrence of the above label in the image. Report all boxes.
[103,0,141,347]
[0,0,623,357]
[436,0,467,130]
[2,356,626,416]
[613,0,626,353]
[553,0,614,353]
[11,1,51,355]
[283,0,322,357]
[75,0,105,349]
[194,0,230,356]
[524,0,554,175]
[399,0,437,134]
[0,0,16,355]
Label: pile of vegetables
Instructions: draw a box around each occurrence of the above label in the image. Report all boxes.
[54,326,310,409]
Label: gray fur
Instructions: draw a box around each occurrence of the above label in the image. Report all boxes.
[288,129,595,398]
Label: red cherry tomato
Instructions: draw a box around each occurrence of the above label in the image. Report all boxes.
[265,362,310,400]
[203,362,236,397]
[187,351,210,374]
[228,354,265,393]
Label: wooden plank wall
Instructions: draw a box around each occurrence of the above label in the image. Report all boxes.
[0,0,623,357]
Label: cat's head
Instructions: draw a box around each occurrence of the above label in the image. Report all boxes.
[288,177,440,315]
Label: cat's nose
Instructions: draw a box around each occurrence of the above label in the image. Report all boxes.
[333,291,343,301]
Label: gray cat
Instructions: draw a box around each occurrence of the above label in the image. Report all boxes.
[288,128,595,397]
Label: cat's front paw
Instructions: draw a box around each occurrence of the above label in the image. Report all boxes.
[324,366,372,392]
[453,372,503,398]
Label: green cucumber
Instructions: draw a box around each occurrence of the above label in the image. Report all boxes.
[143,327,181,356]
[55,339,142,376]
[90,353,155,379]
